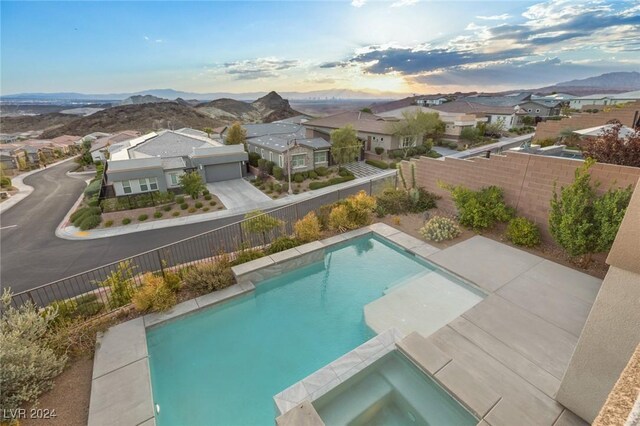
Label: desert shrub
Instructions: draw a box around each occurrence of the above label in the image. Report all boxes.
[538,138,556,148]
[308,171,318,179]
[419,216,461,242]
[202,189,210,196]
[294,173,304,183]
[48,299,78,325]
[338,169,354,178]
[315,167,330,177]
[154,212,162,219]
[248,152,260,167]
[122,217,131,225]
[329,191,377,232]
[308,175,355,190]
[0,289,67,415]
[267,236,300,254]
[426,151,442,158]
[195,201,203,208]
[163,270,181,292]
[176,196,185,204]
[180,202,189,210]
[273,166,284,180]
[374,147,384,155]
[84,179,102,197]
[414,145,428,155]
[294,211,322,243]
[233,248,266,265]
[204,194,212,201]
[71,206,101,224]
[138,214,148,221]
[242,210,283,245]
[104,220,114,228]
[132,273,177,313]
[163,205,172,211]
[183,255,234,294]
[203,207,210,212]
[79,214,101,230]
[87,197,100,207]
[506,217,541,247]
[388,162,397,169]
[172,211,180,217]
[0,176,12,188]
[376,187,438,215]
[209,200,217,206]
[445,184,514,230]
[188,207,197,213]
[281,183,289,193]
[96,261,135,309]
[73,294,103,318]
[365,159,389,169]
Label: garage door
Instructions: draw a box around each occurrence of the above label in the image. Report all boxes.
[204,163,242,182]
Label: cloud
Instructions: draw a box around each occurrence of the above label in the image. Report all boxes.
[476,14,511,21]
[223,58,299,80]
[351,0,366,7]
[390,0,419,7]
[340,0,640,76]
[143,35,163,43]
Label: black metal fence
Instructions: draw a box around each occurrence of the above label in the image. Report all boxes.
[11,173,397,318]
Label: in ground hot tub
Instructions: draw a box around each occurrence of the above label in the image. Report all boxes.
[313,351,477,426]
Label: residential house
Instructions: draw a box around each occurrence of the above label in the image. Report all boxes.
[303,111,414,154]
[463,92,563,117]
[0,144,28,172]
[20,140,57,163]
[378,105,484,142]
[90,131,140,162]
[415,95,448,106]
[569,90,640,110]
[273,114,313,125]
[432,101,526,130]
[572,123,636,139]
[106,129,247,197]
[50,135,81,155]
[81,132,112,144]
[225,123,331,173]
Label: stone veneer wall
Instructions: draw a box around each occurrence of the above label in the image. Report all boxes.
[398,151,640,240]
[533,101,640,142]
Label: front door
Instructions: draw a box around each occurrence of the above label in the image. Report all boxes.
[367,136,372,151]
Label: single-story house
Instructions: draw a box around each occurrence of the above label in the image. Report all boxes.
[432,101,526,130]
[106,130,248,197]
[0,144,28,171]
[415,96,448,106]
[50,135,81,154]
[303,111,417,154]
[462,92,562,117]
[20,140,57,163]
[569,90,640,110]
[90,131,141,162]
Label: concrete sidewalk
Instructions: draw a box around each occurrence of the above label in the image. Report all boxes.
[56,170,397,240]
[0,156,79,214]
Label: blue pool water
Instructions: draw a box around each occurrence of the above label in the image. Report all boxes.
[147,236,433,425]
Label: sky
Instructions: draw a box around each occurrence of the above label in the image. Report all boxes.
[1,0,639,96]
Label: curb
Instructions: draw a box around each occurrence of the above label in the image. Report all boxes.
[54,170,397,241]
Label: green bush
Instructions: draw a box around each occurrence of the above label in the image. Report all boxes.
[188,207,197,213]
[122,217,131,225]
[374,147,384,155]
[365,159,389,169]
[154,212,163,219]
[138,214,148,221]
[163,205,172,212]
[209,200,217,206]
[338,169,354,177]
[315,167,330,177]
[79,214,101,230]
[232,249,265,265]
[176,196,185,204]
[183,255,234,294]
[281,183,289,193]
[248,152,260,167]
[204,194,212,201]
[506,217,541,247]
[308,171,318,179]
[203,207,210,212]
[375,187,438,215]
[73,294,103,317]
[172,211,180,217]
[84,179,102,197]
[180,202,189,210]
[0,176,12,188]
[195,202,203,208]
[419,216,461,242]
[294,173,304,183]
[426,150,442,158]
[294,212,322,243]
[266,236,300,254]
[87,197,100,207]
[202,189,210,196]
[132,273,177,313]
[104,220,114,228]
[309,175,355,190]
[328,191,377,232]
[446,185,514,230]
[273,166,284,180]
[414,145,428,155]
[96,261,135,309]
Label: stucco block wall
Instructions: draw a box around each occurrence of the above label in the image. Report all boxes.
[533,101,640,141]
[398,152,640,240]
[557,179,640,422]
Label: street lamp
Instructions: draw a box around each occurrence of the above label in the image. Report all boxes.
[287,138,297,195]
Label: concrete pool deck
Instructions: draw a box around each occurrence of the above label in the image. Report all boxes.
[87,223,601,426]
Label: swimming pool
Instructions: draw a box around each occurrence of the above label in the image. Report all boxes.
[146,235,474,425]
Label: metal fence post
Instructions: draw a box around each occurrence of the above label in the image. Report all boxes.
[238,223,244,248]
[369,179,373,195]
[157,250,166,279]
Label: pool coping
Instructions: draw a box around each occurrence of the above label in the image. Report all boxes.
[87,222,446,426]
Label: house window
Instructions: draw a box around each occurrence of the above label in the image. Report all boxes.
[261,149,264,159]
[401,136,416,148]
[122,180,132,194]
[170,173,179,186]
[269,151,273,162]
[535,109,540,113]
[291,154,306,169]
[279,154,284,167]
[139,178,148,192]
[149,177,158,191]
[254,147,259,153]
[527,109,532,112]
[314,151,328,164]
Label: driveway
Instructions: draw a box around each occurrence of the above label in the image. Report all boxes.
[207,179,271,210]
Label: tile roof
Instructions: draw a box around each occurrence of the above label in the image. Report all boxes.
[303,111,394,135]
[161,157,187,170]
[50,135,81,145]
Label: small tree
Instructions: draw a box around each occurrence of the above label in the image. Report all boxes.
[96,260,136,309]
[549,159,632,263]
[460,127,481,144]
[203,127,214,138]
[484,118,506,137]
[242,210,284,245]
[582,122,640,168]
[179,171,206,199]
[330,125,361,168]
[389,110,445,156]
[226,122,247,145]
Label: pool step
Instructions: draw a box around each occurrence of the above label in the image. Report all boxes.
[383,271,436,295]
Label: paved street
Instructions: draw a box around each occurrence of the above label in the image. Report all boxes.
[0,161,251,294]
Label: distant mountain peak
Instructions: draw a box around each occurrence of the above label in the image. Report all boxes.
[555,71,640,90]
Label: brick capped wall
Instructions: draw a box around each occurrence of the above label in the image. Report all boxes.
[533,102,640,142]
[399,152,640,240]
